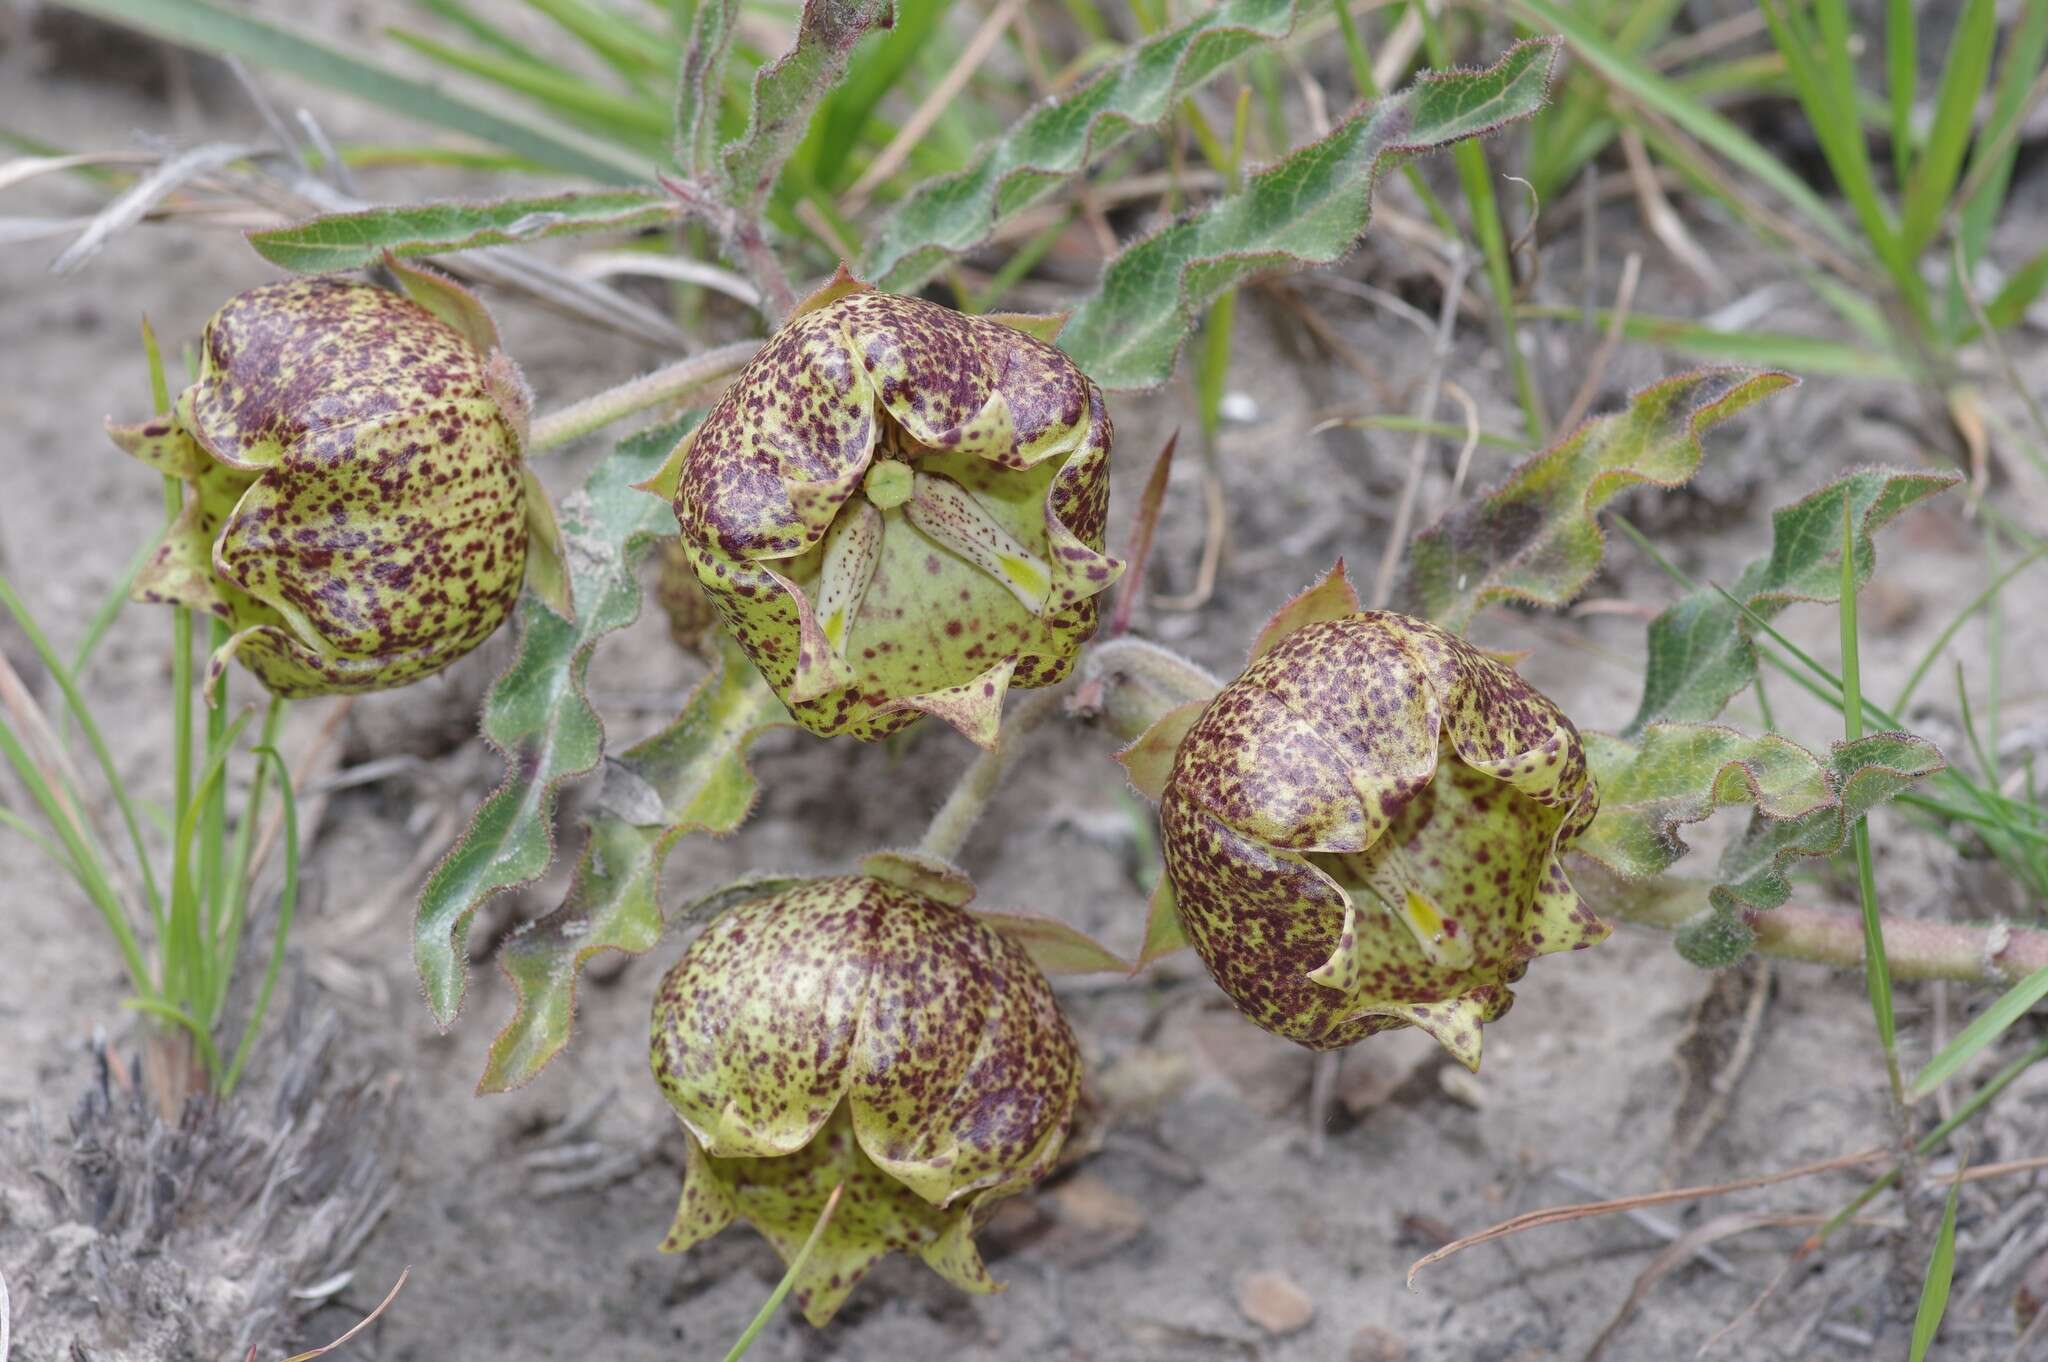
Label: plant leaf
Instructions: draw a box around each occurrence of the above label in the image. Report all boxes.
[249,191,677,273]
[480,635,790,1091]
[1626,466,1959,734]
[972,910,1130,976]
[1401,367,1794,633]
[414,415,698,1026]
[1580,723,1944,967]
[719,0,894,213]
[1055,39,1560,392]
[60,0,648,183]
[860,0,1302,292]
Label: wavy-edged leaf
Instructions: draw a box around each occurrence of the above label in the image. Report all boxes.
[1057,39,1560,392]
[480,635,791,1091]
[719,0,893,212]
[1581,723,1944,967]
[414,415,698,1025]
[248,191,677,272]
[861,0,1302,292]
[1625,466,1961,734]
[674,0,740,176]
[1401,367,1794,633]
[59,0,647,183]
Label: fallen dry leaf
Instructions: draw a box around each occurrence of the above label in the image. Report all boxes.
[1236,1269,1314,1336]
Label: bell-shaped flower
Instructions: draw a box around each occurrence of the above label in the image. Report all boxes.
[650,854,1082,1325]
[1126,565,1605,1068]
[107,260,565,699]
[657,271,1120,747]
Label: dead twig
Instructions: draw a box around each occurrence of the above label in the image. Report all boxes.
[1555,250,1641,437]
[1584,1212,1834,1362]
[1108,430,1179,639]
[1370,246,1471,610]
[1407,1146,1890,1286]
[275,1267,408,1362]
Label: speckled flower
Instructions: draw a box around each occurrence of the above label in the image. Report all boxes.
[658,271,1121,747]
[650,854,1081,1325]
[1131,567,1606,1068]
[106,260,567,699]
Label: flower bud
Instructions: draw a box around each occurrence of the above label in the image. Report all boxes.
[650,855,1080,1325]
[108,263,565,699]
[1154,604,1605,1068]
[662,273,1121,747]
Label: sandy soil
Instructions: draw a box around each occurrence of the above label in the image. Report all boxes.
[3,6,2047,1360]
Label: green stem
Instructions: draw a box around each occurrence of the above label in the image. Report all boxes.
[527,339,761,452]
[213,694,286,1025]
[202,617,229,952]
[918,686,1073,865]
[722,1184,843,1362]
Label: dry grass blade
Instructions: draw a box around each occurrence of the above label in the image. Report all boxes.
[0,151,158,192]
[1,1261,11,1362]
[52,143,263,275]
[572,251,762,306]
[1108,429,1179,638]
[1555,249,1642,436]
[276,1267,408,1362]
[842,0,1029,213]
[1406,1146,1889,1286]
[1371,247,1472,610]
[1620,127,1726,296]
[1583,1212,1829,1362]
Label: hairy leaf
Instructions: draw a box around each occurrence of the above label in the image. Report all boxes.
[861,0,1302,292]
[481,636,790,1091]
[1402,368,1794,633]
[720,0,894,212]
[1057,39,1559,392]
[248,191,676,272]
[1625,466,1960,734]
[414,416,698,1025]
[60,0,646,182]
[1580,723,1944,967]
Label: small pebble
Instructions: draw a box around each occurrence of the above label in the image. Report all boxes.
[1236,1269,1314,1335]
[1349,1325,1409,1362]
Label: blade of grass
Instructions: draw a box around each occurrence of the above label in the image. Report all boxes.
[1840,493,1904,1108]
[1885,0,1915,184]
[212,696,286,1025]
[1908,1166,1963,1362]
[220,741,297,1094]
[1512,0,1859,254]
[1909,963,2048,1103]
[722,1184,845,1361]
[1892,542,2048,713]
[0,575,164,921]
[1416,1,1545,440]
[382,29,670,146]
[1952,6,2048,328]
[1809,1034,2048,1250]
[1514,304,1901,378]
[124,994,223,1083]
[1900,0,1997,262]
[59,0,649,182]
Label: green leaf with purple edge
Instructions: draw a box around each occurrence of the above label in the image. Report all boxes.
[1578,724,1945,968]
[861,0,1303,293]
[414,414,699,1026]
[247,191,678,273]
[1400,367,1796,634]
[718,0,894,213]
[479,635,792,1092]
[1623,467,1961,735]
[1056,38,1560,392]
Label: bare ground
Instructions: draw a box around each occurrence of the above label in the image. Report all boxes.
[3,7,2047,1360]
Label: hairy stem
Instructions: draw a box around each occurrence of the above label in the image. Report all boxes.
[1580,863,2048,987]
[528,340,761,453]
[918,686,1071,865]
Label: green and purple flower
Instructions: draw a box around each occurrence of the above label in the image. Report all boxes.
[1133,569,1606,1068]
[107,262,564,699]
[650,854,1081,1325]
[660,274,1120,747]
